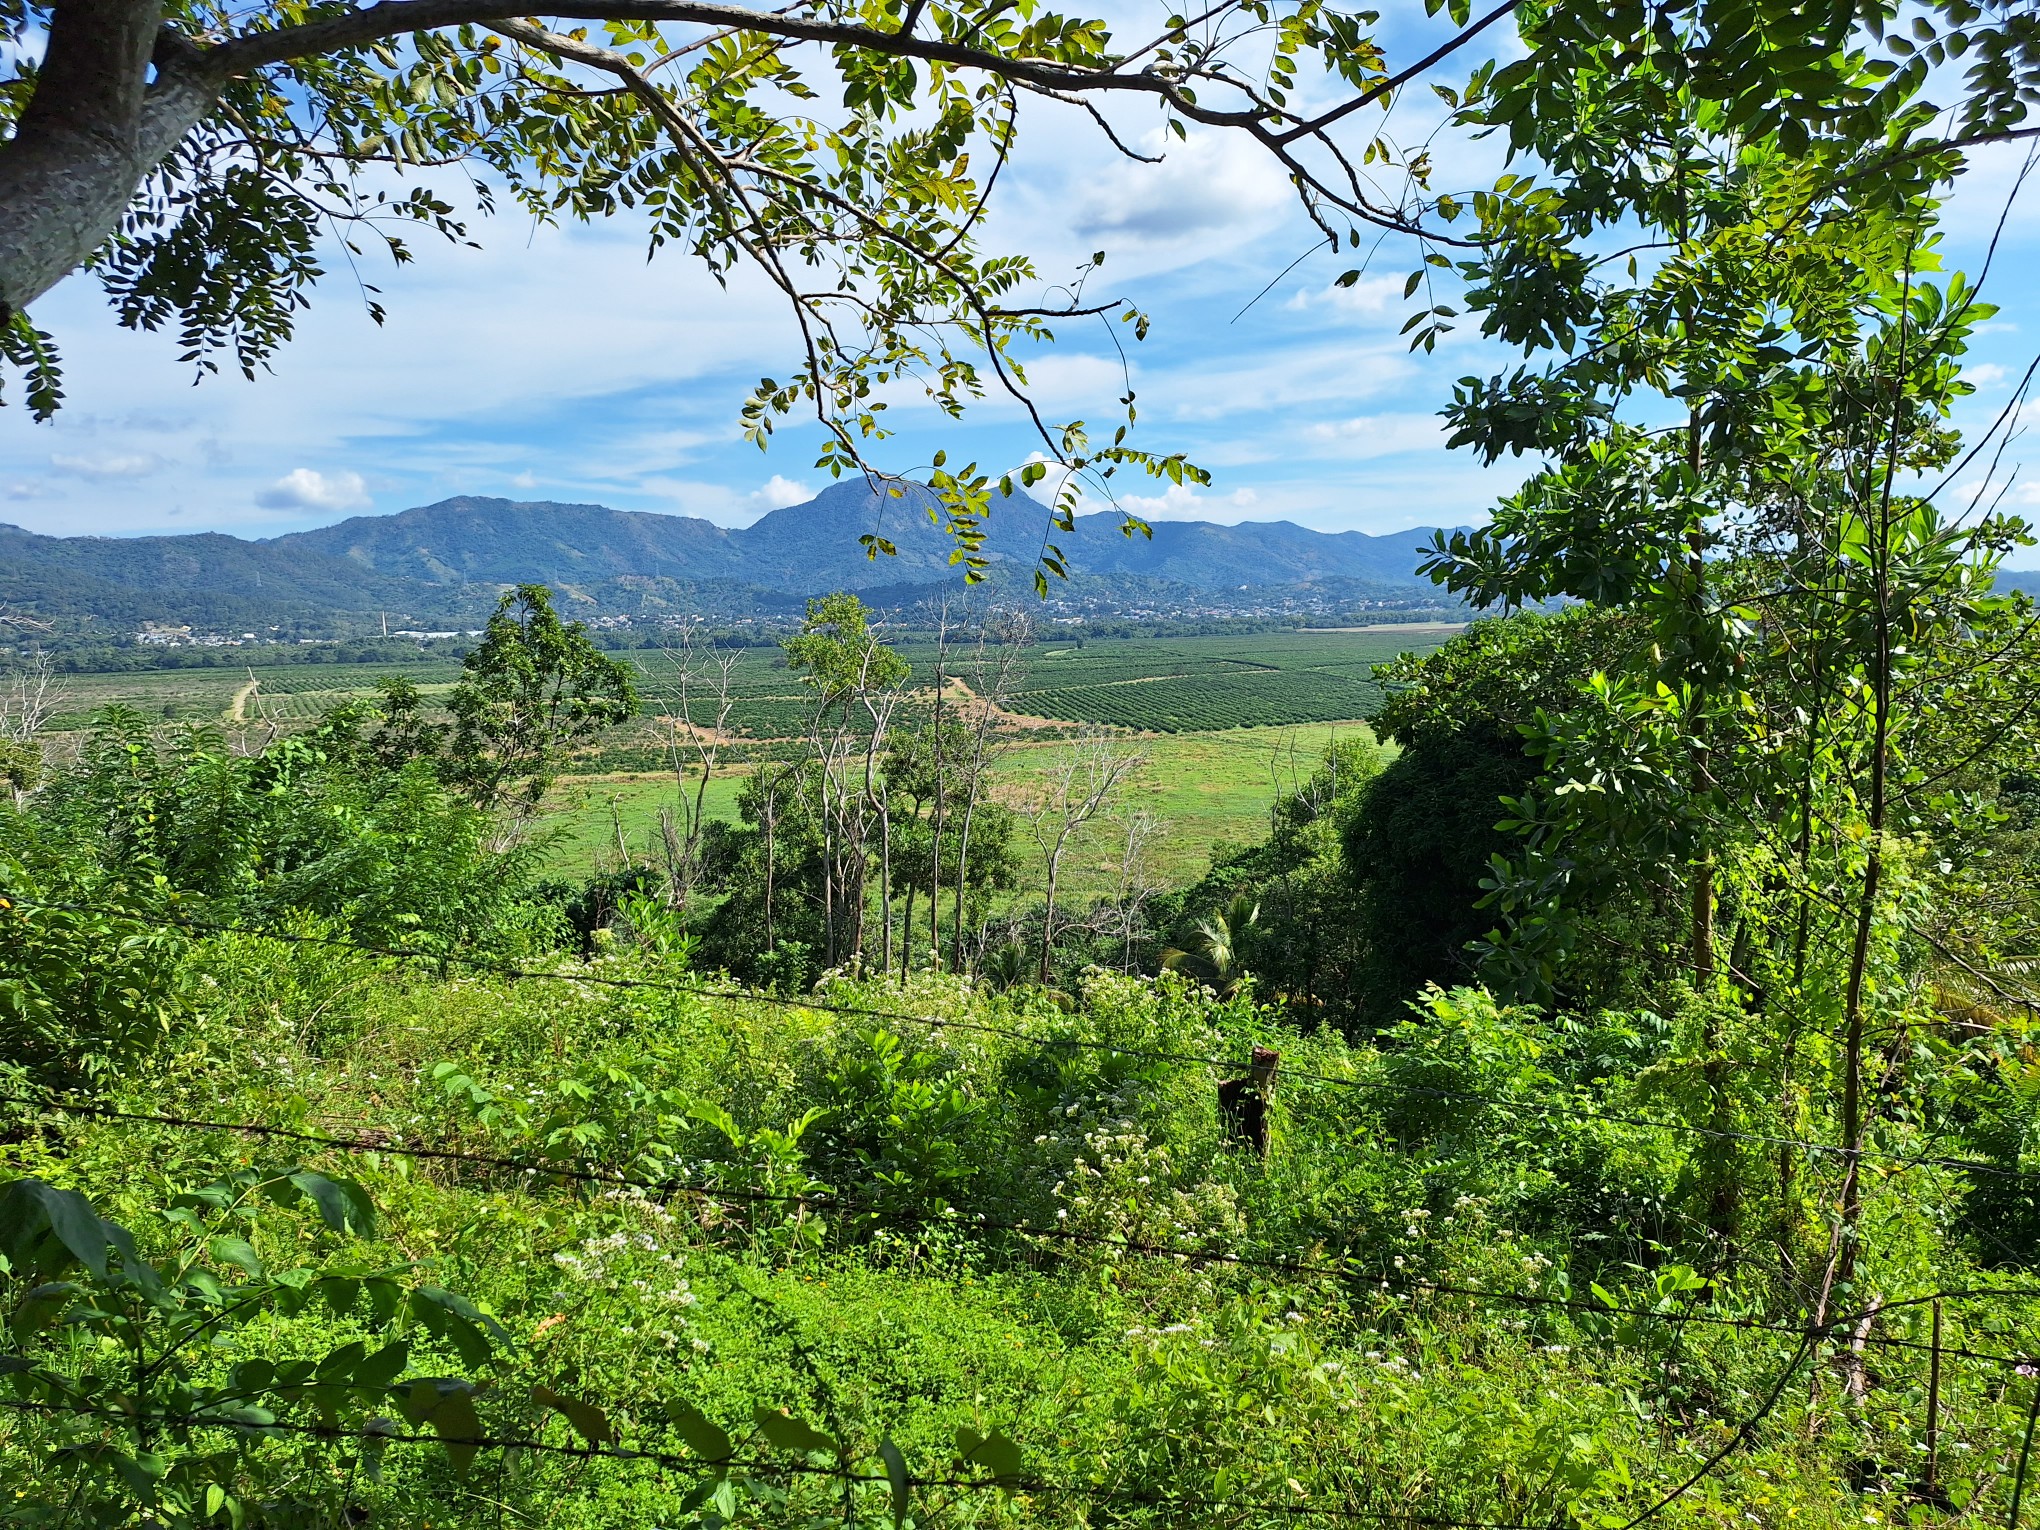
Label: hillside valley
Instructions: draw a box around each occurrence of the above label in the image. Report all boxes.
[0,480,1465,640]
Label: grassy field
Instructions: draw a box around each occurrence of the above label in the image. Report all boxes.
[37,629,1449,896]
[537,720,1383,898]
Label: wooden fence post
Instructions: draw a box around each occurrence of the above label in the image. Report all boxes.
[1217,1046,1280,1158]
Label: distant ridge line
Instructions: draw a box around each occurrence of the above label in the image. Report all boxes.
[0,481,1470,634]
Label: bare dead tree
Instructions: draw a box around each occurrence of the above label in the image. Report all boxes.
[927,597,956,970]
[789,619,907,971]
[227,666,281,757]
[659,630,745,909]
[860,668,906,979]
[0,648,67,746]
[0,604,55,635]
[1022,730,1147,984]
[0,646,66,804]
[949,609,1032,971]
[1105,806,1167,973]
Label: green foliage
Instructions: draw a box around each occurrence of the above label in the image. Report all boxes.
[0,805,188,1088]
[443,585,639,812]
[817,1028,981,1214]
[1161,893,1260,997]
[26,705,541,953]
[1347,610,1669,1019]
[0,1167,494,1527]
[783,593,910,702]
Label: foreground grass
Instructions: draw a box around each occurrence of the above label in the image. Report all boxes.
[7,931,2033,1527]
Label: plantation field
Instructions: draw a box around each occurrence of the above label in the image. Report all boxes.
[538,720,1382,898]
[973,628,1454,732]
[34,628,1451,744]
[35,630,1442,901]
[40,660,464,731]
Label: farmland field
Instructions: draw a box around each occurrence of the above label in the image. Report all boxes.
[973,628,1452,732]
[34,629,1450,892]
[539,719,1389,898]
[39,661,464,732]
[37,628,1451,742]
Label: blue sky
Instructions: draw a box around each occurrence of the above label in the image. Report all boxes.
[4,14,2040,563]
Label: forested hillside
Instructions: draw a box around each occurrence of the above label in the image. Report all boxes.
[0,484,1460,639]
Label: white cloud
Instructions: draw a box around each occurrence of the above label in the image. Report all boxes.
[748,474,813,510]
[50,450,158,479]
[1285,274,1408,316]
[1307,413,1447,458]
[255,467,372,512]
[1966,363,2010,387]
[1159,341,1421,422]
[1113,483,1262,522]
[1062,130,1294,260]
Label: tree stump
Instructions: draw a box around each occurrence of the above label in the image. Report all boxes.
[1218,1046,1280,1157]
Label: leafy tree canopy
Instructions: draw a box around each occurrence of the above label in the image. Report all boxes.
[5,0,2039,570]
[444,583,641,810]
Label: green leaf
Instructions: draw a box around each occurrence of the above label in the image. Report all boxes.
[315,1340,367,1382]
[0,1178,129,1280]
[113,1451,168,1494]
[275,1171,376,1236]
[753,1406,836,1454]
[408,1286,504,1368]
[881,1437,910,1527]
[355,1340,412,1389]
[955,1426,1023,1489]
[667,1399,733,1464]
[533,1384,613,1447]
[429,1387,482,1477]
[210,1236,263,1276]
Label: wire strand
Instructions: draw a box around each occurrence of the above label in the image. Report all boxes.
[9,896,2040,1186]
[8,1090,2036,1369]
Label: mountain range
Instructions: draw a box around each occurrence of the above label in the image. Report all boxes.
[0,480,1464,636]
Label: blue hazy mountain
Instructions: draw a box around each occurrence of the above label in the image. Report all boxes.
[278,480,1457,593]
[0,479,1464,632]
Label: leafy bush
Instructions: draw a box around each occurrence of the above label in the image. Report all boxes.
[0,804,188,1087]
[27,706,547,952]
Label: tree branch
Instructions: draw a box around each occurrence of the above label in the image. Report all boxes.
[1274,0,1520,146]
[209,0,1179,97]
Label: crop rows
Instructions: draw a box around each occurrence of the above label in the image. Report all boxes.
[1015,670,1381,732]
[246,662,461,694]
[245,689,357,721]
[1010,656,1241,688]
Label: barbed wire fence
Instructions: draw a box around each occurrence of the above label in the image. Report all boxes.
[5,896,2040,1525]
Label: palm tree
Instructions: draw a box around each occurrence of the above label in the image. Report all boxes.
[1162,895,1259,998]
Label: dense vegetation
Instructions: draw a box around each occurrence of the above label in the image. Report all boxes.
[17,0,2040,1520]
[8,537,2040,1527]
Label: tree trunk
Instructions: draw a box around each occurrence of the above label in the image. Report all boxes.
[1038,857,1060,985]
[930,633,946,969]
[950,744,984,973]
[877,798,894,978]
[761,778,778,950]
[0,2,220,314]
